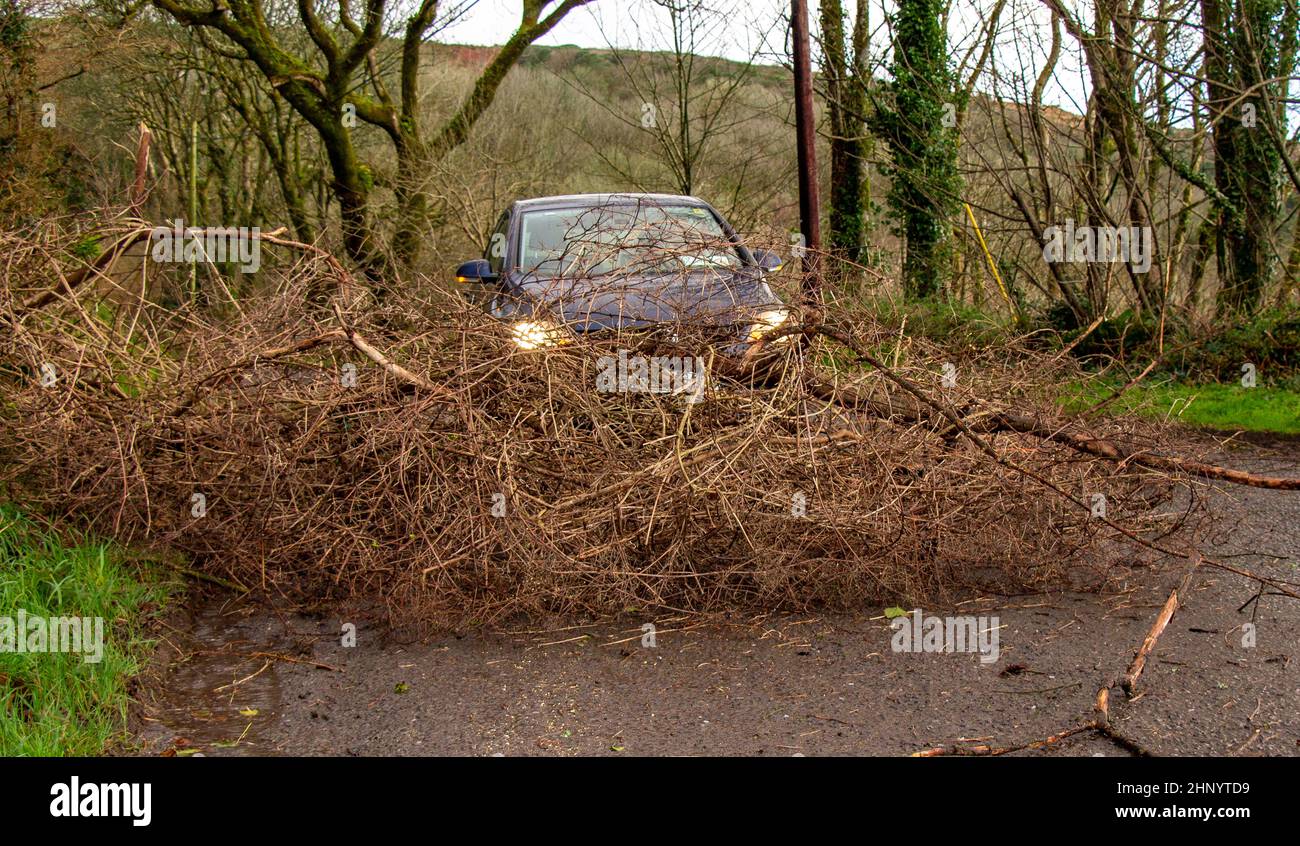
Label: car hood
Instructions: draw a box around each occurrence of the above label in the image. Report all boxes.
[512,269,780,332]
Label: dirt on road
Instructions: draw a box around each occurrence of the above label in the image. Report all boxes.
[129,437,1300,756]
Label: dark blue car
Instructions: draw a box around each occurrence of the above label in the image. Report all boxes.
[454,193,793,353]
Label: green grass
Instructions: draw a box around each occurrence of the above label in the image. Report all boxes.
[859,296,1013,347]
[1060,378,1300,435]
[0,505,177,755]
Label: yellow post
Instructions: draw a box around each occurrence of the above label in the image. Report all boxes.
[964,202,1017,321]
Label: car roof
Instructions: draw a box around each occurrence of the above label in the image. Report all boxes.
[513,193,709,211]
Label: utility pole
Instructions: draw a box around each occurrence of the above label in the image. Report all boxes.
[189,118,199,303]
[791,0,822,309]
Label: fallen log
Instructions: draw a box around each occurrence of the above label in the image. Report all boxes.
[990,411,1300,490]
[812,323,1300,490]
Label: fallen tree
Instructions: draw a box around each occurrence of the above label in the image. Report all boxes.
[2,222,1295,631]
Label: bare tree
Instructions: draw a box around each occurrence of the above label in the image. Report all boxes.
[569,0,774,208]
[818,0,871,272]
[140,0,592,284]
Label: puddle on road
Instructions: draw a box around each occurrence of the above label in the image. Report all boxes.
[135,598,290,757]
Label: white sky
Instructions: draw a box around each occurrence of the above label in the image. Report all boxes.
[438,0,1295,130]
[438,0,1094,113]
[439,0,777,59]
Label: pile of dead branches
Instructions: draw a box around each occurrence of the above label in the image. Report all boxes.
[0,222,1257,628]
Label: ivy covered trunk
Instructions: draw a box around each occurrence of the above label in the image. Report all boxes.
[872,0,961,300]
[1204,0,1292,316]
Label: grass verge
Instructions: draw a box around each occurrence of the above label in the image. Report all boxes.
[0,504,177,755]
[1060,378,1300,436]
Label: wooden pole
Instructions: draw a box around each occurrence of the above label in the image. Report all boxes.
[130,123,152,214]
[792,0,823,310]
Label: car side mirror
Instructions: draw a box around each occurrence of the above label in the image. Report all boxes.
[455,259,496,284]
[751,249,783,274]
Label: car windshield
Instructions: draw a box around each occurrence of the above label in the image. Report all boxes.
[518,202,742,279]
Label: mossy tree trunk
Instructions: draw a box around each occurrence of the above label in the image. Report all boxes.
[149,0,591,286]
[819,0,871,276]
[871,0,961,300]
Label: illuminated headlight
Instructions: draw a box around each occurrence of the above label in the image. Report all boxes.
[510,319,569,350]
[747,308,795,345]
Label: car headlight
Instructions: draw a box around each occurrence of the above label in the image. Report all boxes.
[510,319,570,350]
[747,308,795,345]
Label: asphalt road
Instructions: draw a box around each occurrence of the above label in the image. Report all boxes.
[130,436,1300,756]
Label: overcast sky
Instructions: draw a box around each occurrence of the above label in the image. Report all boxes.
[438,0,779,60]
[437,0,1097,113]
[437,0,1297,131]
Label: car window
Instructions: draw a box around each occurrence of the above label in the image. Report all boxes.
[518,202,742,278]
[485,211,510,274]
